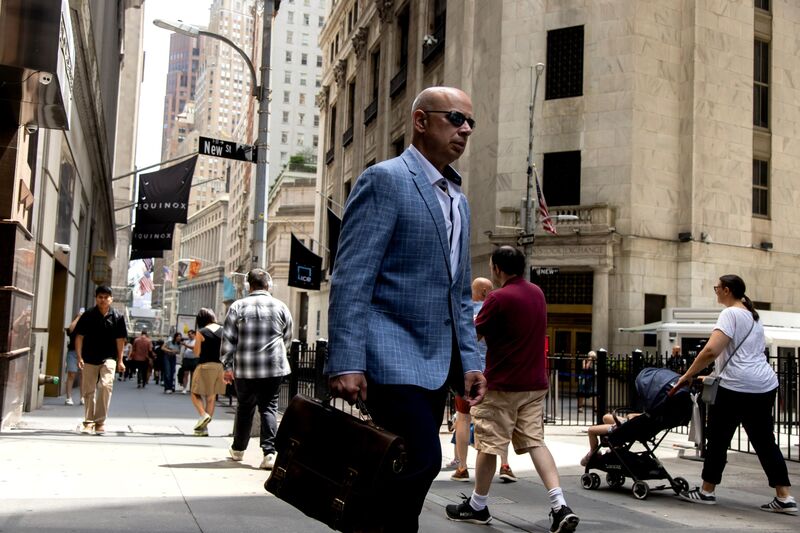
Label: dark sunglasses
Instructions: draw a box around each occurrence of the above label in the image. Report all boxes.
[424,110,475,129]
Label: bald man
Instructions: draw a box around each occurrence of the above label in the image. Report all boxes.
[327,87,487,531]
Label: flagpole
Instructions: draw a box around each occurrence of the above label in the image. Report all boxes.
[525,63,546,281]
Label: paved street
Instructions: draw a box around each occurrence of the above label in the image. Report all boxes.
[1,380,798,532]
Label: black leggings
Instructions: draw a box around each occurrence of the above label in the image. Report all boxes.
[702,386,791,487]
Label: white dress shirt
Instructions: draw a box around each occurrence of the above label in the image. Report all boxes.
[408,145,462,274]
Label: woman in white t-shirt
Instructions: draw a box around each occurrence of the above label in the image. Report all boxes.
[671,274,795,513]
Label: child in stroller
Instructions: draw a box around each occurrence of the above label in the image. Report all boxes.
[580,367,693,500]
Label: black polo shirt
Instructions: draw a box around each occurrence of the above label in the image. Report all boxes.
[74,306,128,365]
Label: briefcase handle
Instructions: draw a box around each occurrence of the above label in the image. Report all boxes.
[324,392,376,427]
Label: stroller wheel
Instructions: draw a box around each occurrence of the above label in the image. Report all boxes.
[580,473,595,490]
[606,472,625,488]
[590,473,601,489]
[632,481,649,500]
[672,477,690,495]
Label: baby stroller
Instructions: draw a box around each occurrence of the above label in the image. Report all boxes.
[580,367,692,500]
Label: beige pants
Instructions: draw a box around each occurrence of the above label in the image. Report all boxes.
[82,359,117,425]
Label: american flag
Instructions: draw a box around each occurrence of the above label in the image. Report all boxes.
[163,265,172,283]
[535,174,557,235]
[142,258,154,272]
[139,271,155,295]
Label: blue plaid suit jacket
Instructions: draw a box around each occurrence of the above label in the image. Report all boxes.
[326,149,482,389]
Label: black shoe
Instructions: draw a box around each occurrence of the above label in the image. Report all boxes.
[550,505,579,533]
[445,493,491,525]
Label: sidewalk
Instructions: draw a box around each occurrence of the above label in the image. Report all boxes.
[0,381,797,532]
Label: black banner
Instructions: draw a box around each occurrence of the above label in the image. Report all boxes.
[130,249,164,260]
[326,207,341,274]
[288,234,322,291]
[131,223,175,251]
[135,155,197,224]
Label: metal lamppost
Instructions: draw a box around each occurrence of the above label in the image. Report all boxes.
[154,0,278,269]
[520,63,580,277]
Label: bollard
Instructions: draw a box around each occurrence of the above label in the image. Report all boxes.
[596,349,608,425]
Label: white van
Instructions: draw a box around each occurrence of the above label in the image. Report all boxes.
[619,307,800,360]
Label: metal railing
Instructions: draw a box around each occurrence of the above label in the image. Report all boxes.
[275,342,798,462]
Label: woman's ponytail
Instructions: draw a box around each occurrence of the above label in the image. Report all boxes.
[742,294,760,322]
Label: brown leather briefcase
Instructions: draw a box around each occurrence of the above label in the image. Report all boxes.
[265,394,407,532]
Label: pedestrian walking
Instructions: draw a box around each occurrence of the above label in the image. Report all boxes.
[326,86,487,532]
[189,310,225,436]
[451,277,516,483]
[446,246,579,533]
[178,330,197,394]
[162,333,181,394]
[73,285,127,436]
[671,274,796,513]
[222,269,292,470]
[63,309,83,406]
[130,330,154,389]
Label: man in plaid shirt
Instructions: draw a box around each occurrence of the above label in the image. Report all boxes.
[222,269,293,470]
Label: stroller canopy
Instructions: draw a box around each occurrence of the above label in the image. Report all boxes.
[635,367,686,412]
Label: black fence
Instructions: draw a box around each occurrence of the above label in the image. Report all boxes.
[277,342,799,463]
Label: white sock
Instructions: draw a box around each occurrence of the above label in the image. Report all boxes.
[469,491,488,511]
[700,488,715,497]
[548,487,567,510]
[777,495,795,503]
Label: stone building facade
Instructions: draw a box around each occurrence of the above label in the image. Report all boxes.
[0,0,145,427]
[265,164,317,342]
[312,0,800,355]
[177,196,230,323]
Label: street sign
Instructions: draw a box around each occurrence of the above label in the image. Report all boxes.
[198,136,255,163]
[517,234,535,246]
[532,267,560,276]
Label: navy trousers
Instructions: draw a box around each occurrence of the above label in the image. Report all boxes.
[365,382,448,533]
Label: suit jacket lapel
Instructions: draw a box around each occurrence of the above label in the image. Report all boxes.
[401,151,452,276]
[454,198,468,285]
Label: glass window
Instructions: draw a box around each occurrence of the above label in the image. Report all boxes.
[282,110,290,123]
[543,151,581,206]
[301,53,308,65]
[753,158,769,217]
[284,71,292,83]
[303,13,310,26]
[299,93,306,105]
[287,11,294,23]
[284,91,290,103]
[287,31,293,44]
[754,40,769,128]
[281,131,289,144]
[285,50,292,63]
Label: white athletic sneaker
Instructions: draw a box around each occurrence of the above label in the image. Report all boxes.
[229,447,244,461]
[260,453,277,470]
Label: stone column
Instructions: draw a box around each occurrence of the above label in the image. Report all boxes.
[591,266,611,350]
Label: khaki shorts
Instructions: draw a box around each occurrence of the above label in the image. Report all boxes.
[191,362,227,396]
[471,389,547,455]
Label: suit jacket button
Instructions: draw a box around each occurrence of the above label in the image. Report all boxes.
[444,318,452,326]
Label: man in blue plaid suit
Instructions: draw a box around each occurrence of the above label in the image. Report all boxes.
[327,87,487,531]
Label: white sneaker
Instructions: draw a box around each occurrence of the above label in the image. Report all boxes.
[229,447,244,461]
[260,453,277,470]
[194,414,212,431]
[80,397,85,405]
[65,397,74,406]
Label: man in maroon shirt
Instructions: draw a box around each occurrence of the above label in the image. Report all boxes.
[130,330,154,389]
[446,246,580,533]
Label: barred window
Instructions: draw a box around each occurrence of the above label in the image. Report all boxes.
[530,272,593,305]
[753,159,769,217]
[546,26,584,100]
[755,0,770,11]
